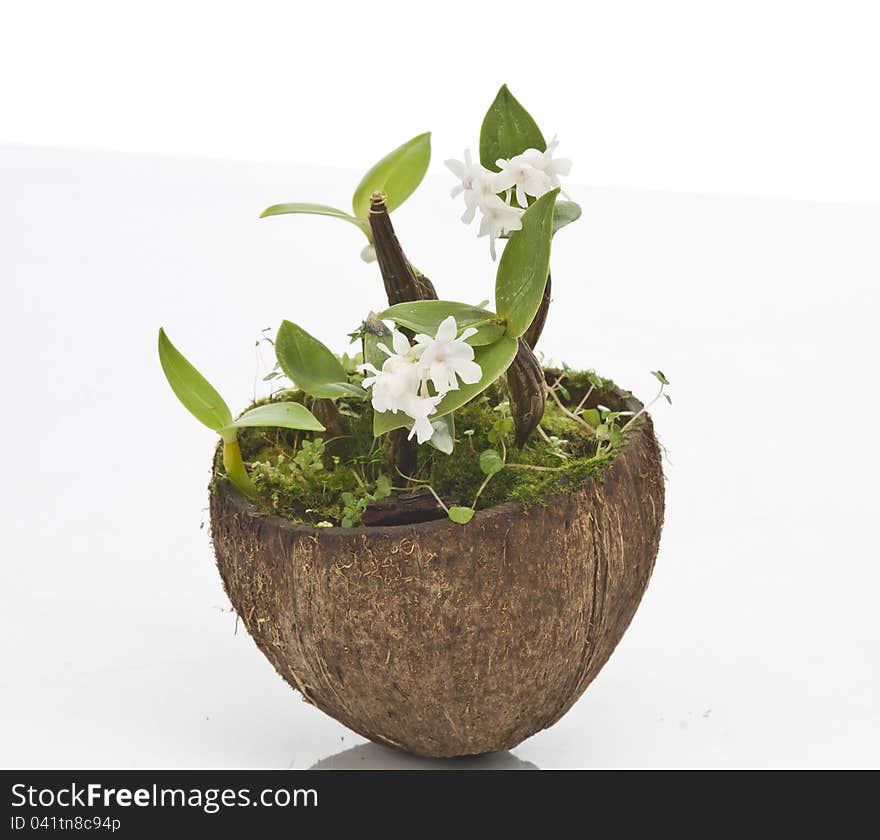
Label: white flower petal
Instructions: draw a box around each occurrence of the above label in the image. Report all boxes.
[408,414,435,444]
[453,359,483,385]
[445,159,466,178]
[436,315,457,342]
[392,331,411,356]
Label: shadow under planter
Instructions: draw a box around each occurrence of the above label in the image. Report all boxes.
[210,386,665,758]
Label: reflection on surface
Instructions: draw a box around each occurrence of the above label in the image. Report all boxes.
[309,742,539,770]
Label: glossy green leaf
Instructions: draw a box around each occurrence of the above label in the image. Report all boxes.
[276,321,366,400]
[498,199,581,240]
[448,506,475,525]
[479,85,546,171]
[552,200,582,235]
[259,203,370,237]
[224,401,325,434]
[495,189,558,338]
[378,300,505,346]
[351,132,431,219]
[373,336,518,435]
[158,328,232,432]
[479,448,505,476]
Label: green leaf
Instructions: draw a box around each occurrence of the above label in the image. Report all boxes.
[499,199,581,241]
[373,336,518,436]
[158,328,232,433]
[479,85,546,171]
[378,300,505,346]
[479,448,504,476]
[224,401,325,434]
[276,321,366,399]
[448,506,475,525]
[553,201,582,235]
[651,370,670,386]
[495,189,558,338]
[351,132,431,219]
[259,203,371,237]
[374,474,393,500]
[581,408,601,428]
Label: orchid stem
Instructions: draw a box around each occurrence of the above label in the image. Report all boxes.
[222,438,258,501]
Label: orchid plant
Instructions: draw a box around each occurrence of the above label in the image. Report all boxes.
[159,85,655,526]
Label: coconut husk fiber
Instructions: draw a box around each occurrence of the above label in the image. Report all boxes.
[210,385,665,757]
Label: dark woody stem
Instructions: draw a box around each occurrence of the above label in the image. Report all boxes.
[507,338,547,447]
[522,271,551,351]
[368,192,437,305]
[367,193,434,478]
[507,271,551,446]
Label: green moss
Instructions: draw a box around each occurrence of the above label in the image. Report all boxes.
[224,369,627,527]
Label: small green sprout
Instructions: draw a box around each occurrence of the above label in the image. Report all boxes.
[260,132,432,260]
[158,328,324,501]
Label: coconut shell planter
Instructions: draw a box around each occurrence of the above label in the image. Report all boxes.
[159,85,667,758]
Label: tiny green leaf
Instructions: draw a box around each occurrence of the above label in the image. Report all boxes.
[664,394,672,405]
[448,506,475,525]
[479,85,546,171]
[498,200,581,241]
[158,328,233,433]
[651,370,670,386]
[373,336,518,436]
[479,448,504,476]
[259,203,371,238]
[495,189,558,338]
[553,201,582,235]
[276,321,366,399]
[352,132,431,219]
[378,300,505,346]
[374,474,393,500]
[581,408,601,428]
[224,401,325,434]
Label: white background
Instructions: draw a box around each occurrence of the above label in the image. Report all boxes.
[1,4,879,769]
[2,1,880,203]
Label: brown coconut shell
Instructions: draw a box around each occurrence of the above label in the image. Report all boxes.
[210,385,665,758]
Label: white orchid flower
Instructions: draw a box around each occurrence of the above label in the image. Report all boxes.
[445,150,501,224]
[414,315,482,394]
[403,392,444,444]
[358,330,420,414]
[536,135,572,188]
[493,155,552,208]
[508,136,572,193]
[477,194,524,260]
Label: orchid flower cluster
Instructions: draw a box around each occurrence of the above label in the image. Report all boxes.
[158,84,588,522]
[359,316,481,449]
[446,137,571,259]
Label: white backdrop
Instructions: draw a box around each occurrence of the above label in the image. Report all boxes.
[1,146,878,768]
[1,1,879,204]
[2,4,879,769]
